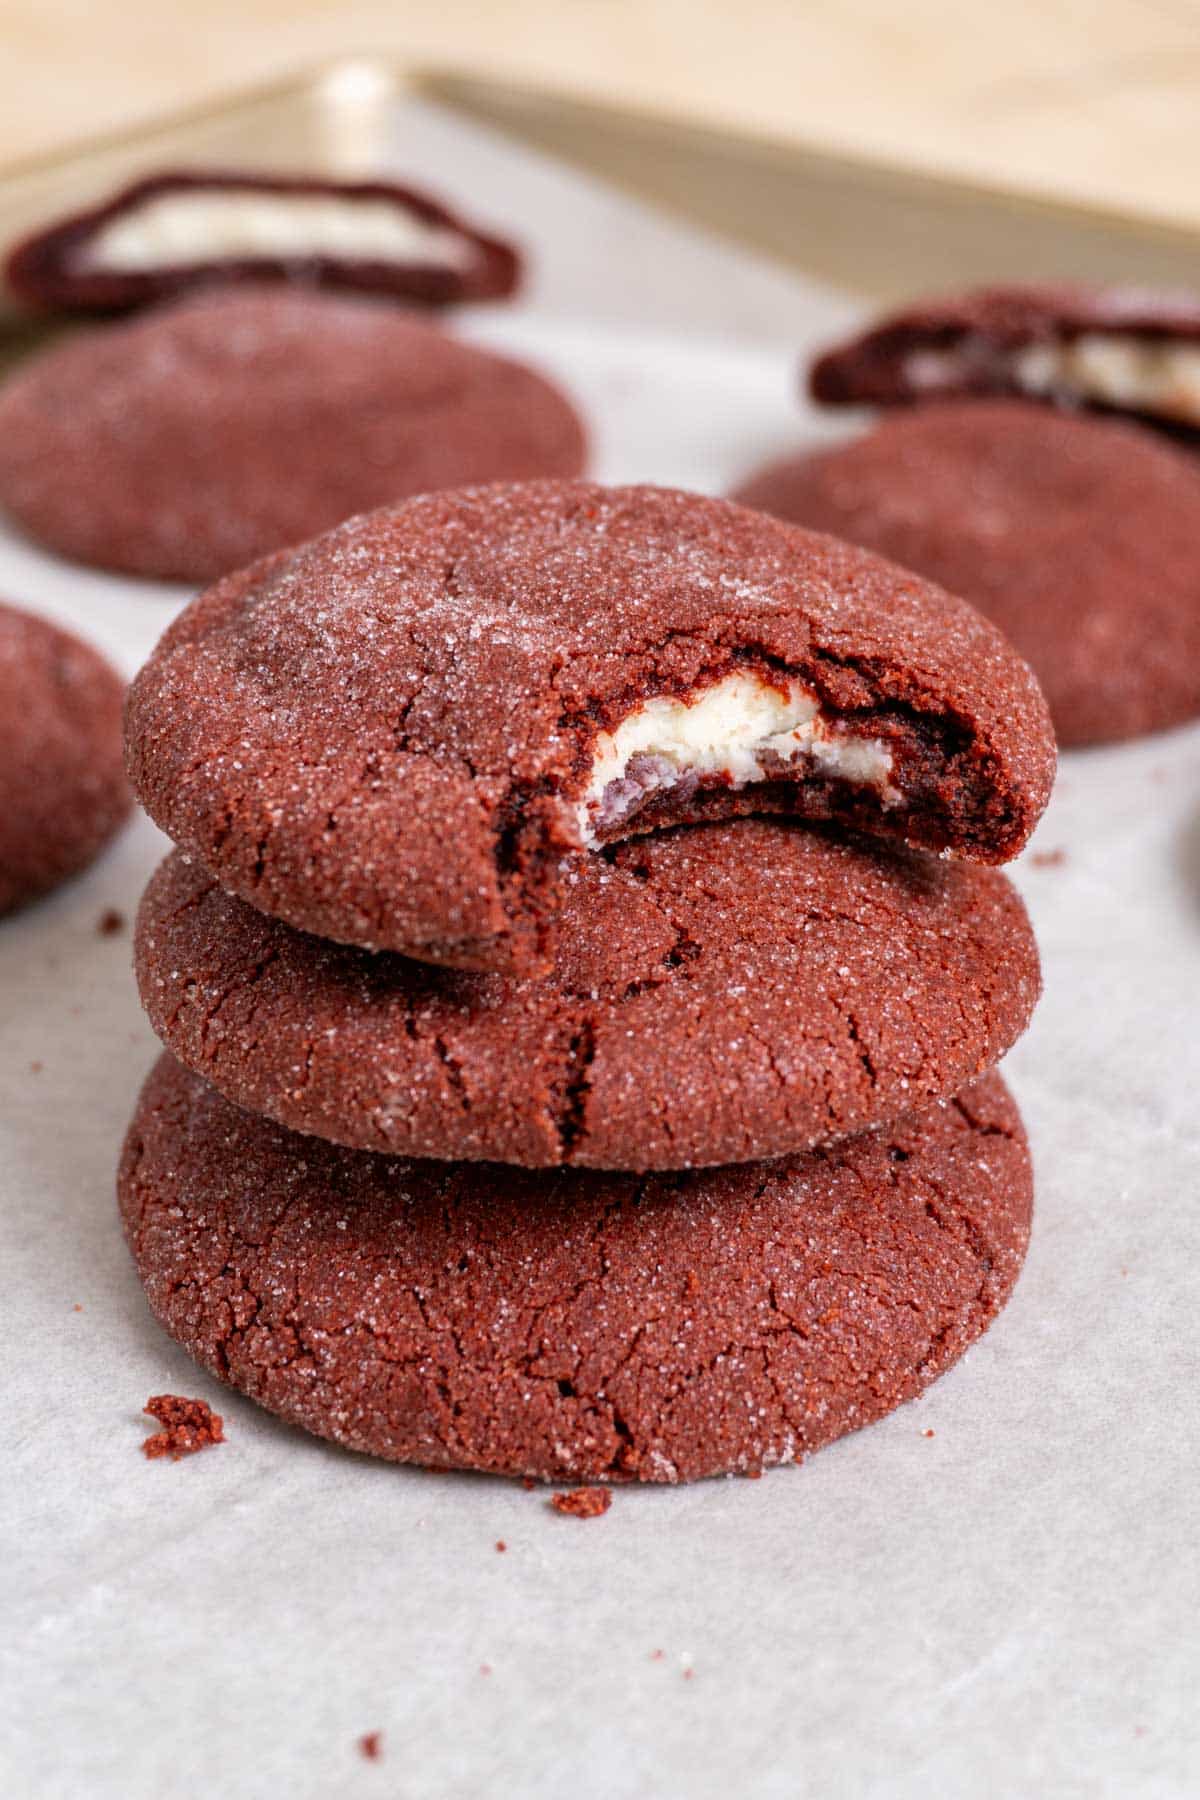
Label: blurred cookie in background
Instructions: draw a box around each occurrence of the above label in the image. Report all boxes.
[733,400,1200,746]
[0,286,587,582]
[0,600,129,915]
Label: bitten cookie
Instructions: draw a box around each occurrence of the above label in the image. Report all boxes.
[118,1054,1033,1484]
[809,282,1200,430]
[0,600,130,914]
[125,481,1054,970]
[5,168,520,313]
[135,822,1040,1169]
[0,288,586,582]
[733,400,1200,746]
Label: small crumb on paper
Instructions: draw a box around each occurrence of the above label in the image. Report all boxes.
[495,1540,507,1553]
[141,1394,224,1460]
[922,1428,936,1439]
[97,907,126,935]
[358,1732,382,1762]
[550,1486,612,1518]
[1030,848,1066,869]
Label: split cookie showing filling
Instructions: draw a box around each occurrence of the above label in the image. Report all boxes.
[566,662,999,858]
[6,171,520,310]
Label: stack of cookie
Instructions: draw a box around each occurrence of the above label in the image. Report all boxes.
[119,481,1054,1486]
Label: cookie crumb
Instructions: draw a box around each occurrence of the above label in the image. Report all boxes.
[650,1649,665,1662]
[521,1476,536,1491]
[72,1303,83,1313]
[97,907,126,935]
[1030,848,1066,869]
[479,1663,492,1677]
[141,1394,224,1460]
[30,1060,43,1074]
[358,1732,382,1762]
[495,1540,507,1553]
[550,1486,611,1518]
[922,1428,935,1438]
[683,1668,695,1681]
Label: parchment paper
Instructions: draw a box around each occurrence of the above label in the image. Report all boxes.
[3,98,1198,1800]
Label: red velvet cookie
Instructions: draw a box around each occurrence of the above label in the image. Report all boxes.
[135,822,1039,1169]
[126,481,1054,971]
[5,168,520,314]
[0,600,130,915]
[733,400,1200,746]
[809,282,1200,430]
[0,288,586,582]
[118,1054,1033,1484]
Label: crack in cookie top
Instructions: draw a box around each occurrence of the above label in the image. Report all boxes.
[125,479,1055,971]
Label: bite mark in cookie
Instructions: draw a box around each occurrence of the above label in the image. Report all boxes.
[809,282,1200,430]
[576,669,896,846]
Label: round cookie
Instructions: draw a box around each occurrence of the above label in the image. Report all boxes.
[126,480,1054,972]
[135,821,1040,1169]
[0,600,130,914]
[0,287,586,582]
[119,1054,1034,1484]
[733,400,1200,746]
[809,282,1200,429]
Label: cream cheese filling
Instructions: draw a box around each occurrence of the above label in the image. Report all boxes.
[76,190,474,273]
[575,670,896,847]
[1013,334,1200,423]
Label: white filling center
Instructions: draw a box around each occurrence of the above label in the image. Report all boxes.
[576,671,896,846]
[1014,334,1200,422]
[77,190,474,273]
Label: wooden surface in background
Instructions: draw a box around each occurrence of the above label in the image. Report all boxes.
[4,1,1200,229]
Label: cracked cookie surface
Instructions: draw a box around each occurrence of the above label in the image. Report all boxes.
[0,600,130,915]
[0,288,586,583]
[135,820,1039,1169]
[119,1054,1032,1483]
[733,400,1200,746]
[125,480,1054,971]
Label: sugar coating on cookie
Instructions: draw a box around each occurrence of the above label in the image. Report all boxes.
[125,480,1054,971]
[119,1054,1033,1484]
[0,600,130,915]
[5,168,520,313]
[0,288,585,582]
[733,399,1200,746]
[136,822,1040,1169]
[810,282,1200,427]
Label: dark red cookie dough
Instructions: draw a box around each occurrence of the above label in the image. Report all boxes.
[126,480,1054,971]
[6,168,520,314]
[733,400,1200,747]
[136,823,1039,1169]
[0,600,130,915]
[118,1054,1033,1484]
[809,282,1200,428]
[0,288,586,582]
